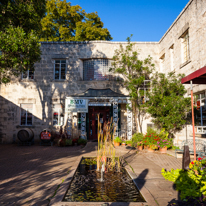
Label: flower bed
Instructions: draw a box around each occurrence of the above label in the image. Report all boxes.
[162,157,206,204]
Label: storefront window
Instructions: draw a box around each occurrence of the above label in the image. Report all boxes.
[20,104,33,125]
[195,92,206,126]
[53,104,64,126]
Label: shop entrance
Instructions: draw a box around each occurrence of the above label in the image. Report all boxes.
[88,106,111,140]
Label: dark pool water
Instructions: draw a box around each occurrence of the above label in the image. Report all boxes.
[63,158,145,202]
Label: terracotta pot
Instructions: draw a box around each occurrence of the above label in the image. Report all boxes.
[159,147,167,153]
[114,142,120,147]
[147,147,155,152]
[127,144,132,147]
[144,145,149,150]
[137,145,143,150]
[122,143,126,146]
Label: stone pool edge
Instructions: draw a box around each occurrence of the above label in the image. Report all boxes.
[49,156,158,206]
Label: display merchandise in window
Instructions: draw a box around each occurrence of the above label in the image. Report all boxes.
[195,92,206,126]
[53,104,64,126]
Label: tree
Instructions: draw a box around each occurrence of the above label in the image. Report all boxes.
[40,0,112,41]
[147,72,191,135]
[110,35,155,133]
[0,0,46,83]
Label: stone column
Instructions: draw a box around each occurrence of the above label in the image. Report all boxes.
[113,99,118,137]
[127,100,132,140]
[67,112,72,136]
[81,113,86,139]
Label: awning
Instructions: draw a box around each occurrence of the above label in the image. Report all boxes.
[181,66,206,84]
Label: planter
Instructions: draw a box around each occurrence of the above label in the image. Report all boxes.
[122,143,126,146]
[127,144,132,147]
[147,147,155,152]
[144,145,149,150]
[159,147,167,153]
[114,142,120,147]
[137,145,143,150]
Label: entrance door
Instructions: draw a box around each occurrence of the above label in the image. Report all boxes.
[88,106,110,140]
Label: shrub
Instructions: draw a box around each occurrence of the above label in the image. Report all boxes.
[132,133,144,146]
[162,157,206,203]
[78,138,87,145]
[65,139,72,146]
[114,137,122,143]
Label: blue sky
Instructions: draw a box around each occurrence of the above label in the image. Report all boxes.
[70,0,190,42]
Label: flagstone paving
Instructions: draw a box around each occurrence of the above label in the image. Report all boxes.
[0,143,183,206]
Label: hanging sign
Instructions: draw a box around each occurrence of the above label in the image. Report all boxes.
[66,98,88,113]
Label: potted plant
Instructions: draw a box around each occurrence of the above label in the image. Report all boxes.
[122,141,126,146]
[132,133,144,150]
[157,138,172,153]
[65,139,72,146]
[77,138,87,146]
[126,140,132,147]
[114,137,122,146]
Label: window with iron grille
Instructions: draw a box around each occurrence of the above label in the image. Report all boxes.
[22,70,34,79]
[83,59,113,81]
[54,60,66,80]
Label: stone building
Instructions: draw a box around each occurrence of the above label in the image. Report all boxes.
[1,0,206,144]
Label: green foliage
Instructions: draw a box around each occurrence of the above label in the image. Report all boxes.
[126,140,132,145]
[77,138,87,145]
[147,72,191,135]
[110,35,155,133]
[0,0,45,83]
[114,137,122,143]
[0,27,41,83]
[40,0,112,41]
[65,139,72,146]
[132,133,144,146]
[162,158,206,201]
[81,158,97,165]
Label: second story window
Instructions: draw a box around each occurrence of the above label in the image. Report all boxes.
[159,54,165,72]
[22,70,34,79]
[54,60,66,80]
[83,59,112,81]
[181,30,190,63]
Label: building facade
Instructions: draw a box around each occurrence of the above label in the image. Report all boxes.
[1,0,206,144]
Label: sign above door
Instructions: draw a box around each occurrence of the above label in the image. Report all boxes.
[65,98,88,113]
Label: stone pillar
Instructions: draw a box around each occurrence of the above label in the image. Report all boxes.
[113,99,118,137]
[81,113,86,139]
[67,112,72,136]
[127,100,132,140]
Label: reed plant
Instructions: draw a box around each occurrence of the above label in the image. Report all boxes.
[96,115,120,172]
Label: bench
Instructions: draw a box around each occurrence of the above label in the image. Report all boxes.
[175,139,206,158]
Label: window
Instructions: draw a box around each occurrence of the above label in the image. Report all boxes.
[181,30,190,63]
[195,92,206,126]
[22,70,34,79]
[54,60,66,80]
[53,104,64,126]
[159,54,165,72]
[83,59,113,81]
[169,45,174,71]
[20,104,33,125]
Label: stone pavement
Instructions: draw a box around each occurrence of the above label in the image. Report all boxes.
[0,143,183,206]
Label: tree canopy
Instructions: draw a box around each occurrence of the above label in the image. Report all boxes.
[147,72,191,135]
[110,35,155,133]
[40,0,112,41]
[0,0,46,83]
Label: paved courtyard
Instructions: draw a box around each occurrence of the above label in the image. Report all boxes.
[0,143,183,206]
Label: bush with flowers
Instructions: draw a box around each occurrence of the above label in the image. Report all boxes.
[143,127,173,149]
[162,157,206,204]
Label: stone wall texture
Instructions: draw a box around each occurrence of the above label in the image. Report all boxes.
[1,0,206,143]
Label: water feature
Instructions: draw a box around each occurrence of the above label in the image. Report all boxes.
[63,157,145,202]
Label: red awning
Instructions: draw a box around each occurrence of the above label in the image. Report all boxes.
[181,66,206,84]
